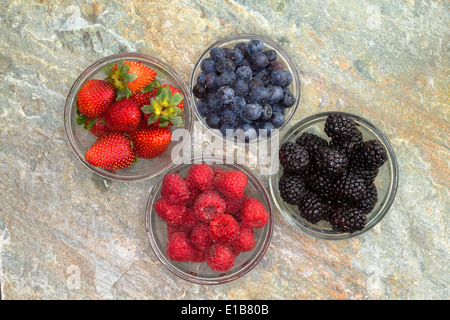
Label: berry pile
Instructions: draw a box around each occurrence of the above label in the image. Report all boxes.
[193,39,296,142]
[278,113,388,233]
[153,163,270,272]
[75,60,185,171]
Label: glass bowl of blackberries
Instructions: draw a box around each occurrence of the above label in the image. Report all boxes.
[190,33,301,143]
[269,112,399,240]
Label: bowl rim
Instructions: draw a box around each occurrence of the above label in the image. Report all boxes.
[64,52,195,182]
[188,32,302,145]
[144,155,274,285]
[269,111,399,240]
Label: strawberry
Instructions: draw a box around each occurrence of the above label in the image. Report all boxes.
[141,84,185,127]
[128,126,172,159]
[103,98,142,133]
[76,79,115,118]
[85,132,135,171]
[103,60,157,98]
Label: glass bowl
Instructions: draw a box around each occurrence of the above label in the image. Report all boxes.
[269,112,399,240]
[189,33,301,144]
[64,52,194,182]
[145,157,274,284]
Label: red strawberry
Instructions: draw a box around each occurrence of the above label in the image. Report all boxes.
[103,98,142,133]
[128,126,172,159]
[76,79,115,118]
[85,132,135,171]
[84,115,111,137]
[104,60,157,98]
[141,84,185,127]
[214,170,248,199]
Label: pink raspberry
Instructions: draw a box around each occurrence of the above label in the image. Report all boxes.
[181,207,199,229]
[184,178,202,207]
[190,222,214,250]
[167,224,190,240]
[240,198,269,228]
[213,167,224,176]
[154,197,187,226]
[193,190,226,222]
[186,163,214,191]
[166,232,195,262]
[223,192,247,215]
[206,243,235,272]
[160,173,190,204]
[231,226,256,252]
[214,170,248,199]
[209,214,240,243]
[192,247,207,263]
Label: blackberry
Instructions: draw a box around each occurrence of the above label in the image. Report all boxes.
[279,142,311,174]
[313,146,349,177]
[330,207,367,233]
[356,140,388,169]
[306,171,335,199]
[324,113,359,141]
[278,174,307,205]
[298,191,331,224]
[348,161,379,185]
[354,183,378,214]
[333,171,367,202]
[295,132,328,158]
[329,130,363,158]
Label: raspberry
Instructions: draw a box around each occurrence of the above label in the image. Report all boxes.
[166,232,195,262]
[186,163,214,191]
[240,198,269,228]
[154,197,187,226]
[184,178,202,207]
[192,247,207,263]
[167,224,190,239]
[231,226,256,252]
[190,222,214,250]
[206,243,235,272]
[194,190,226,222]
[209,214,240,243]
[223,192,247,215]
[213,167,224,176]
[214,170,248,199]
[181,207,199,229]
[160,173,190,204]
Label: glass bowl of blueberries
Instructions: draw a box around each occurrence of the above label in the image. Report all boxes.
[269,112,399,240]
[190,33,301,143]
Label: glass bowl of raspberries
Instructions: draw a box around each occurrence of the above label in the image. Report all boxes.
[64,52,194,181]
[269,112,399,240]
[190,33,301,143]
[145,158,274,284]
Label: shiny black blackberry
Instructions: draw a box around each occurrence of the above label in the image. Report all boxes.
[279,142,311,173]
[356,140,388,169]
[298,191,331,224]
[355,183,378,214]
[278,174,307,205]
[330,207,367,233]
[329,130,363,158]
[306,171,335,199]
[313,146,349,177]
[324,113,359,141]
[348,162,379,185]
[333,171,367,202]
[295,132,328,158]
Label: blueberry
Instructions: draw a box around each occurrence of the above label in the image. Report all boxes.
[216,86,235,105]
[247,39,264,55]
[270,111,285,128]
[210,47,226,61]
[284,70,293,86]
[215,58,235,74]
[248,78,264,91]
[227,49,244,64]
[205,92,220,111]
[234,42,248,55]
[255,70,270,85]
[197,72,206,85]
[249,86,268,105]
[263,49,277,62]
[236,124,258,142]
[259,122,275,137]
[193,83,207,99]
[197,99,210,117]
[266,85,284,104]
[271,103,286,115]
[270,69,288,86]
[243,103,262,120]
[238,111,252,124]
[204,72,218,89]
[232,79,249,96]
[268,61,284,72]
[205,113,222,129]
[215,72,236,87]
[249,52,269,71]
[230,96,246,114]
[220,124,236,139]
[260,103,273,121]
[282,87,295,108]
[236,59,251,68]
[235,66,252,82]
[221,108,237,125]
[201,58,216,74]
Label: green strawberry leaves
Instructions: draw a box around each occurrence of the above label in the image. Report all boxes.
[103,59,137,99]
[75,107,98,131]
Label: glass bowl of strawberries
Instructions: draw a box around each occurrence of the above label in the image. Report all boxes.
[145,157,274,285]
[64,52,194,181]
